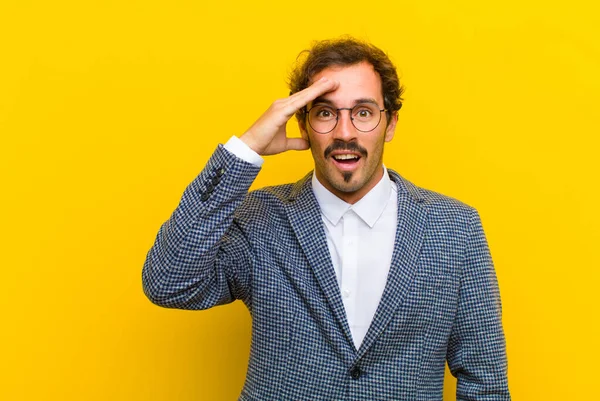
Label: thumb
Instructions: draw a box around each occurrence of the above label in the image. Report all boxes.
[286,138,310,151]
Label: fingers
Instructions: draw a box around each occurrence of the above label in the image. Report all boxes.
[286,138,310,151]
[285,77,338,116]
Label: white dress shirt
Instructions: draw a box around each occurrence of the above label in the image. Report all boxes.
[311,169,398,349]
[224,136,398,349]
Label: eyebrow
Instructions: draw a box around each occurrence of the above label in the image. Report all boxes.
[311,97,381,107]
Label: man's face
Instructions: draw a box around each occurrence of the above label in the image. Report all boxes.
[299,61,398,204]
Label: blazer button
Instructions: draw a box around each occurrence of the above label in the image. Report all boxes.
[349,366,362,380]
[211,175,221,185]
[200,193,210,201]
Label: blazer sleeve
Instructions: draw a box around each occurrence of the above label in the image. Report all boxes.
[141,145,261,310]
[446,209,511,400]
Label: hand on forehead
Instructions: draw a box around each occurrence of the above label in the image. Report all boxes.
[308,62,384,108]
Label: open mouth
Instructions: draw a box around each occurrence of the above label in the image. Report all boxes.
[331,153,362,170]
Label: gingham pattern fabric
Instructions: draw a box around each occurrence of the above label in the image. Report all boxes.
[143,145,510,401]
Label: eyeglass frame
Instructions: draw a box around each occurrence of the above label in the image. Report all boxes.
[303,102,390,134]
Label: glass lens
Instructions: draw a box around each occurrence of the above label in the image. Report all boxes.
[351,103,381,132]
[308,104,337,133]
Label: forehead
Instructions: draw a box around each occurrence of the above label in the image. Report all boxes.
[310,62,384,105]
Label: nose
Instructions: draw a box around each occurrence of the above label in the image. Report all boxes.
[332,109,358,141]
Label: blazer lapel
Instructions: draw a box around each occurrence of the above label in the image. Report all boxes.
[284,173,355,352]
[356,170,428,359]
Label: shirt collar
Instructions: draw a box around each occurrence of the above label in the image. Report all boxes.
[311,165,393,228]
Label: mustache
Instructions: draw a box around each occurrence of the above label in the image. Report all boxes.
[324,140,368,159]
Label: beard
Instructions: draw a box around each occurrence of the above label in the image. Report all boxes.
[307,130,388,199]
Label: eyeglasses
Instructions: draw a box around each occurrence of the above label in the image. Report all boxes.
[305,102,387,134]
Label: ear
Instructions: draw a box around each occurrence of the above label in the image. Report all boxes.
[384,112,398,142]
[298,118,309,141]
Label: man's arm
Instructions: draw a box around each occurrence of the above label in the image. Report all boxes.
[446,209,510,400]
[142,146,261,309]
[142,77,339,310]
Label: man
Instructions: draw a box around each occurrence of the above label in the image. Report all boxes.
[142,38,510,400]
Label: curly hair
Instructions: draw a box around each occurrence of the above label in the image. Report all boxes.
[288,37,404,123]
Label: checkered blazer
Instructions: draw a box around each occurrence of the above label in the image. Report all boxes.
[142,145,510,400]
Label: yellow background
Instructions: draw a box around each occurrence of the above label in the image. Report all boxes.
[1,0,599,400]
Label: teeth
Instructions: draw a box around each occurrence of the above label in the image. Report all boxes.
[333,154,358,160]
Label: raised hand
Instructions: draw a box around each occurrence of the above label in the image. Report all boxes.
[240,77,338,156]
